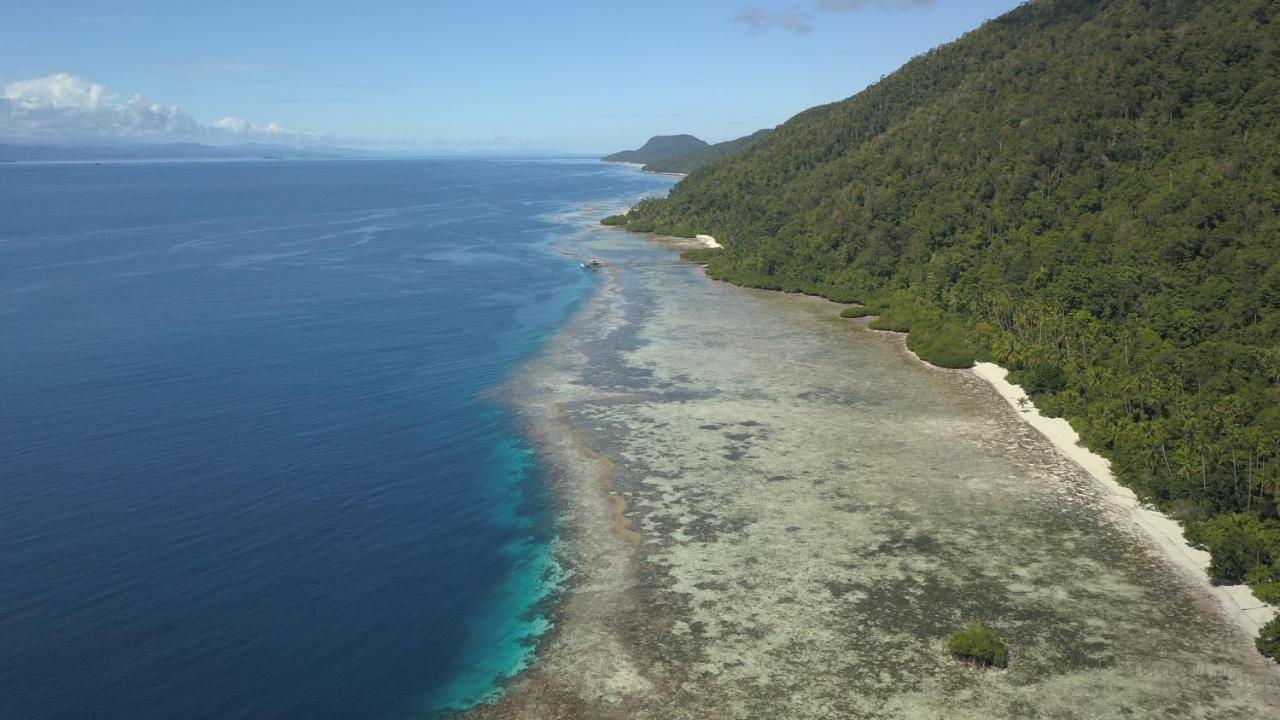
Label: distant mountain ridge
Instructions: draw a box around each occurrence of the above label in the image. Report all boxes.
[642,130,774,174]
[603,130,773,174]
[602,134,709,166]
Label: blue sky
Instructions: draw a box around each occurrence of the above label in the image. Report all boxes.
[0,0,1024,152]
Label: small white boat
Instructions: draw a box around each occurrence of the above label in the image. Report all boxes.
[580,258,603,269]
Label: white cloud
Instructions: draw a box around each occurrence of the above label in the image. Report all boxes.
[0,73,323,144]
[121,94,201,135]
[213,116,251,133]
[212,115,310,141]
[5,73,110,112]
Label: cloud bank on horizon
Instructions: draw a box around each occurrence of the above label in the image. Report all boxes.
[0,73,322,144]
[736,0,937,34]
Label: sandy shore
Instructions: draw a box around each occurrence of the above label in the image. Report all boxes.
[971,362,1279,640]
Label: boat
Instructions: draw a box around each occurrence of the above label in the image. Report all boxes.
[580,258,603,269]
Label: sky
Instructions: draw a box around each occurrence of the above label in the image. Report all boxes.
[0,0,1025,153]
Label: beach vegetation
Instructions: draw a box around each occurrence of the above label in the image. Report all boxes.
[1258,617,1280,662]
[702,262,868,304]
[1252,583,1280,605]
[601,214,627,226]
[658,224,698,239]
[1188,514,1280,585]
[1008,364,1068,396]
[681,247,723,263]
[904,319,977,369]
[946,622,1008,668]
[861,299,976,368]
[624,0,1280,624]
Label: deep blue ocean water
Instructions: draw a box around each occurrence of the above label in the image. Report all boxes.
[0,158,673,720]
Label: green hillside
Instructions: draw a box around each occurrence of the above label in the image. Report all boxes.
[641,129,775,174]
[602,134,709,165]
[622,0,1280,633]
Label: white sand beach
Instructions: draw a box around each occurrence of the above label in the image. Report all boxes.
[694,234,721,248]
[972,362,1279,642]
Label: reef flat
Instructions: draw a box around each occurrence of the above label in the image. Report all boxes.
[471,209,1280,720]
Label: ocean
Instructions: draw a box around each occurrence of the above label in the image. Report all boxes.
[0,158,675,719]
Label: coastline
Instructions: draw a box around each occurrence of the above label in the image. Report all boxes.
[825,315,1278,658]
[970,361,1279,641]
[466,194,1280,717]
[463,203,670,719]
[600,159,687,178]
[567,165,1278,675]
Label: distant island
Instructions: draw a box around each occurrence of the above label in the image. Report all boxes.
[603,129,772,174]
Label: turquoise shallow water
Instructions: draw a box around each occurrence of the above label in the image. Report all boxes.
[0,157,674,719]
[416,433,566,714]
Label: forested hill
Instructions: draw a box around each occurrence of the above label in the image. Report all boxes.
[622,0,1280,639]
[602,134,708,165]
[603,130,774,173]
[641,129,775,174]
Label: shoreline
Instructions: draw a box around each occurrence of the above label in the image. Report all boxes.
[729,293,1279,663]
[463,200,669,719]
[468,172,1280,717]
[970,361,1279,642]
[822,315,1277,655]
[600,164,1277,661]
[600,159,687,178]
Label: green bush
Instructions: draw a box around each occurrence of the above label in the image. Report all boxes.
[905,319,977,369]
[867,303,918,333]
[1188,514,1280,586]
[1010,364,1068,395]
[1252,583,1280,604]
[656,224,697,239]
[600,214,627,226]
[1258,617,1280,662]
[694,261,871,304]
[947,622,1008,668]
[1246,562,1280,585]
[625,220,656,233]
[681,247,723,263]
[808,285,865,304]
[865,302,975,368]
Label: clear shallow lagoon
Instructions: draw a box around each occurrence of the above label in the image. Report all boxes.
[0,158,674,719]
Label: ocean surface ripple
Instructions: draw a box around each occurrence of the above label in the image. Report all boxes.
[0,158,674,720]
